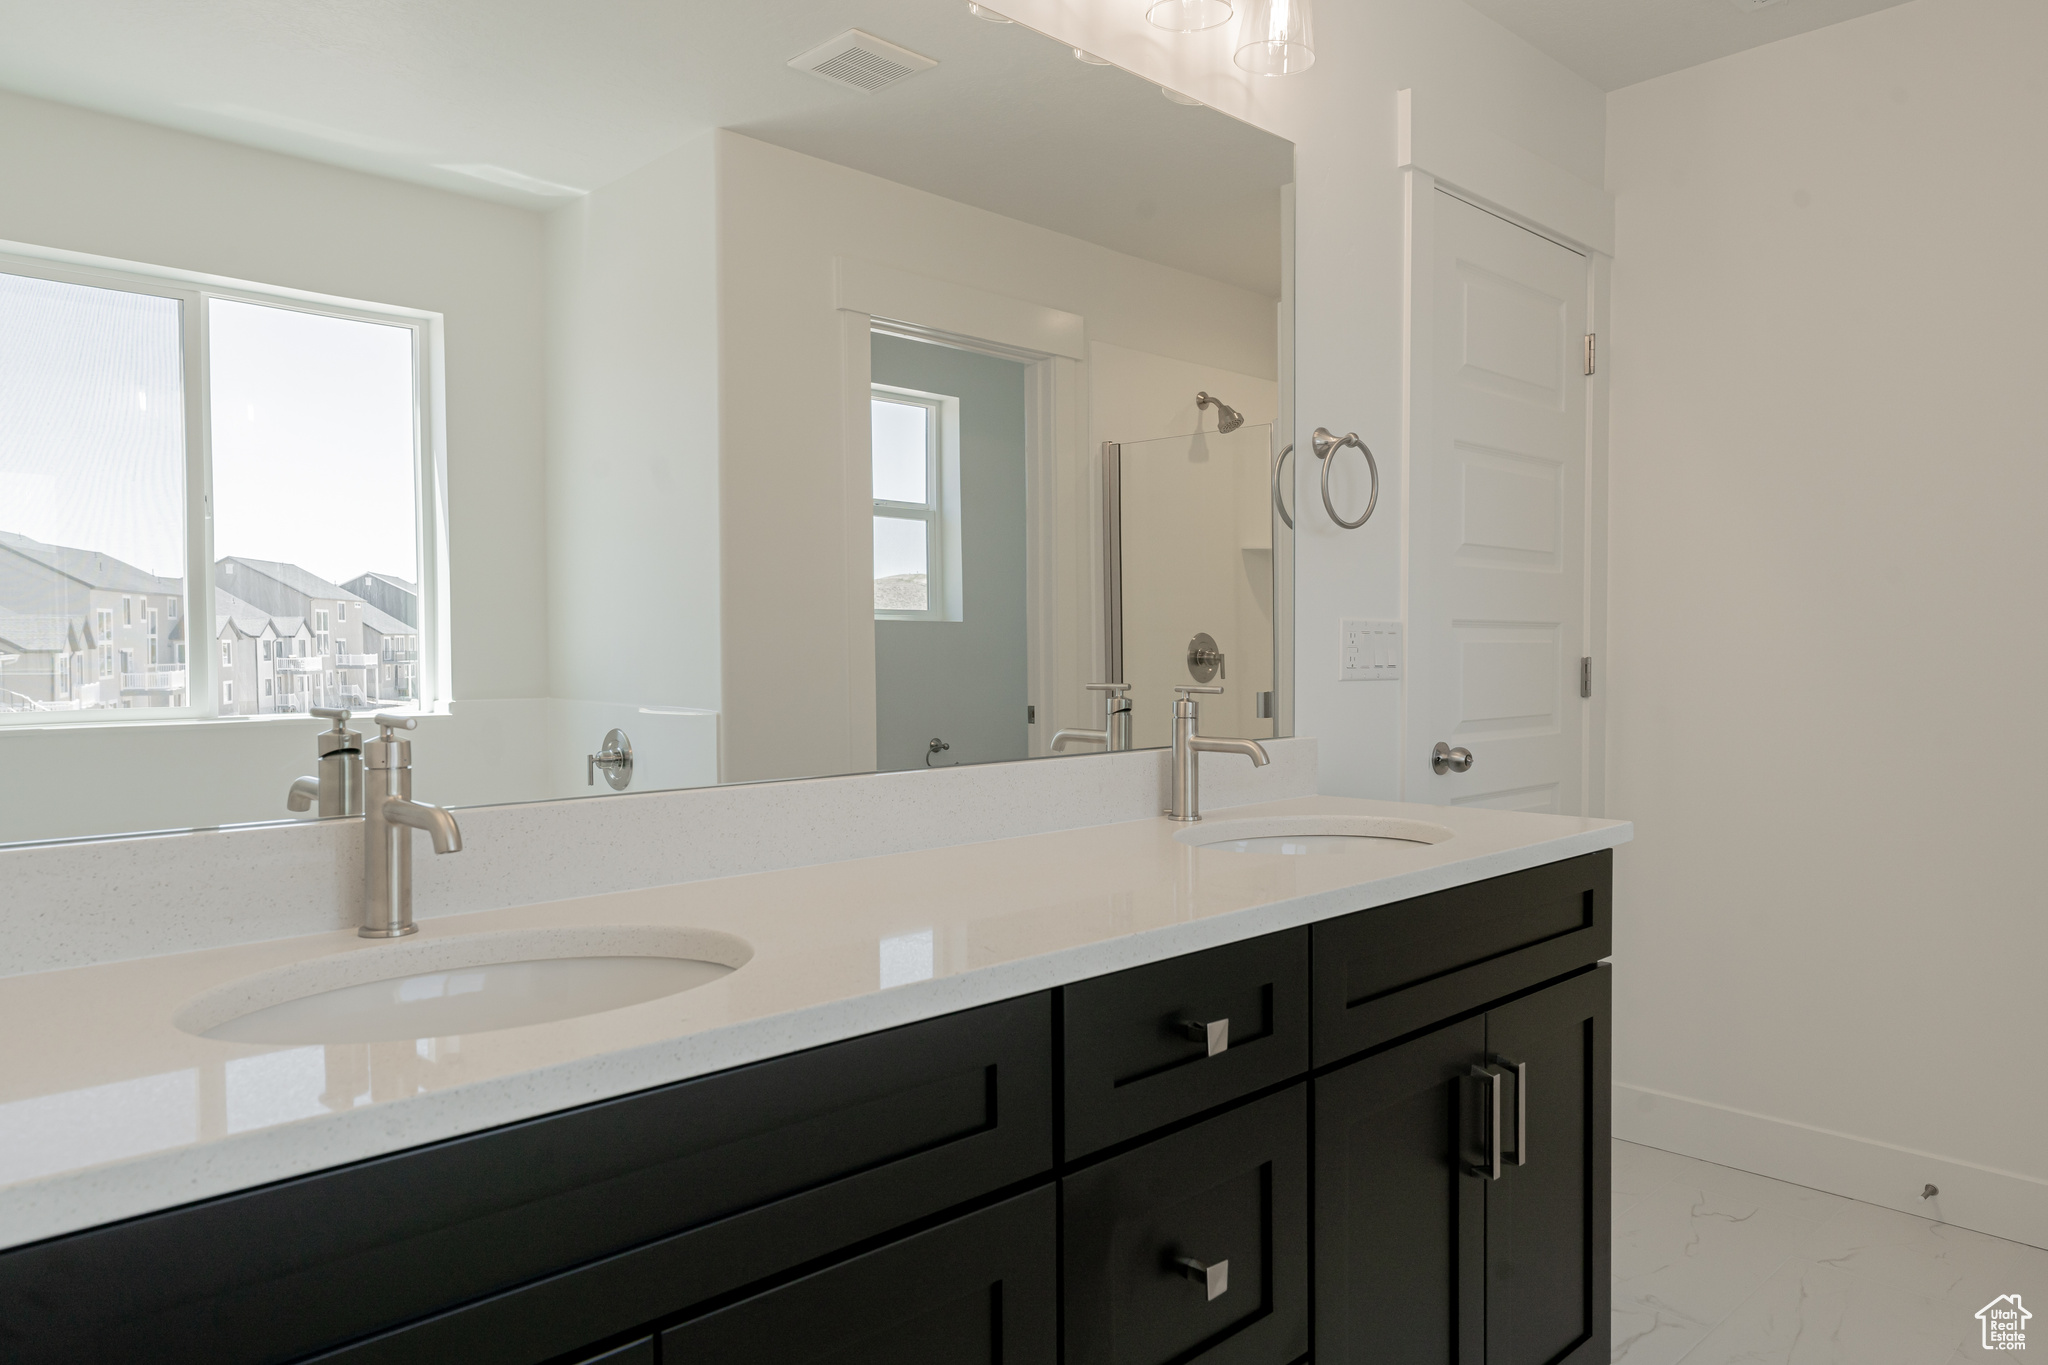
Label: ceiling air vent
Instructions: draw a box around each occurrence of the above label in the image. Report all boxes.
[788,30,937,93]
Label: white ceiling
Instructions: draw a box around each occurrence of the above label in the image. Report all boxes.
[0,0,1291,296]
[1462,0,1916,91]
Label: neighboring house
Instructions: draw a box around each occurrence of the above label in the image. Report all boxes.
[0,529,187,710]
[217,558,420,710]
[0,533,420,716]
[342,571,417,628]
[0,609,78,709]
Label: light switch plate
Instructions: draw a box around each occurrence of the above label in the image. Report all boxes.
[1341,620,1401,681]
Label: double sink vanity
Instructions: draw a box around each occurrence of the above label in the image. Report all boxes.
[0,784,1628,1365]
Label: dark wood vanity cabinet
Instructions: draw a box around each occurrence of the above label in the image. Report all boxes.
[1314,965,1611,1365]
[1,851,1611,1365]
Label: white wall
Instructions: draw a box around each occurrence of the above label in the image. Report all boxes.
[1606,0,2048,1245]
[543,135,722,715]
[715,130,1281,783]
[989,1,1607,800]
[0,88,550,842]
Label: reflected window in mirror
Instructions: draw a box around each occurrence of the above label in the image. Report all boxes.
[872,386,960,623]
[0,256,433,726]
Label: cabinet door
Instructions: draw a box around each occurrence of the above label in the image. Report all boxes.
[1484,966,1609,1365]
[1313,1016,1486,1365]
[659,1186,1056,1364]
[1063,1085,1308,1365]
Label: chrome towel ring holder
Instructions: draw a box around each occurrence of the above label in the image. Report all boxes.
[1312,426,1379,529]
[1271,443,1295,530]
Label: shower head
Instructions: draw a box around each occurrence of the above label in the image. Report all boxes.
[1196,391,1244,433]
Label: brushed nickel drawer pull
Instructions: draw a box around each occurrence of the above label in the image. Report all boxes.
[1174,1254,1230,1301]
[1178,1017,1230,1056]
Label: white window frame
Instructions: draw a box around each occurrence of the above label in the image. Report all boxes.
[0,244,447,729]
[871,385,962,623]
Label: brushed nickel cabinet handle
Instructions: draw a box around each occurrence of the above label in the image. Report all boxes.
[1471,1064,1503,1180]
[1178,1017,1230,1056]
[1492,1055,1528,1167]
[1175,1254,1230,1301]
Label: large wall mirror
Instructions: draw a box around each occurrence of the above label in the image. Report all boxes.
[0,1,1294,845]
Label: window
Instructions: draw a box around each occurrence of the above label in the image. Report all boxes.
[222,680,233,706]
[871,387,959,621]
[0,257,431,723]
[220,639,233,666]
[262,678,272,697]
[314,610,330,654]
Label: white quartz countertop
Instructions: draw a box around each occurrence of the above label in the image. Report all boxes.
[0,795,1629,1251]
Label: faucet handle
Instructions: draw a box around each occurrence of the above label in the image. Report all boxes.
[1085,682,1133,694]
[1174,686,1225,697]
[373,712,419,738]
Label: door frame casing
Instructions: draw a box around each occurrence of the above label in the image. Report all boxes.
[1397,92,1613,814]
[833,259,1095,765]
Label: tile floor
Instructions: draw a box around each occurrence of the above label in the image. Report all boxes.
[1612,1141,2048,1364]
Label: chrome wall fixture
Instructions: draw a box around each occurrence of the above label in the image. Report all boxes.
[1195,391,1244,432]
[587,728,634,790]
[1311,426,1378,529]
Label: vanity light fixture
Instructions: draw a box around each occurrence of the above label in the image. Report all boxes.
[1146,0,1233,33]
[967,3,1014,19]
[1235,0,1314,74]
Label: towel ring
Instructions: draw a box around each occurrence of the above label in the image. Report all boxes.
[1271,443,1295,530]
[1312,426,1379,529]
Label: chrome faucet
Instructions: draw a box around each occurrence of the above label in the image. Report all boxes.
[1168,686,1269,822]
[285,708,364,818]
[1051,682,1134,752]
[360,713,463,938]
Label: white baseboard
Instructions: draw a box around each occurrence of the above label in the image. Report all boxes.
[1614,1082,2048,1252]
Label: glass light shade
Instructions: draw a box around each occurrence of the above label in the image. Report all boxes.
[1235,0,1314,74]
[1146,0,1233,33]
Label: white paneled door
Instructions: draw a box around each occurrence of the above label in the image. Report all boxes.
[1412,190,1587,813]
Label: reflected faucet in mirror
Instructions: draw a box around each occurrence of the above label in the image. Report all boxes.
[1168,686,1269,822]
[1051,683,1135,752]
[361,713,463,939]
[285,708,365,818]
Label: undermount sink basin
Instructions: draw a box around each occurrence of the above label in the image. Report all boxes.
[1175,814,1455,856]
[177,925,753,1045]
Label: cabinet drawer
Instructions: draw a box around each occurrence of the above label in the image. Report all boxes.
[1063,1085,1308,1365]
[0,993,1053,1365]
[660,1185,1056,1364]
[1063,927,1308,1159]
[1313,852,1610,1066]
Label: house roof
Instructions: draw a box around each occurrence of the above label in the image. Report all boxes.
[218,556,356,603]
[351,599,411,637]
[215,588,275,639]
[0,530,182,595]
[0,608,75,654]
[350,572,416,594]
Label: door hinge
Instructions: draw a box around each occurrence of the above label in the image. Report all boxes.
[1583,333,1597,376]
[1580,656,1592,699]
